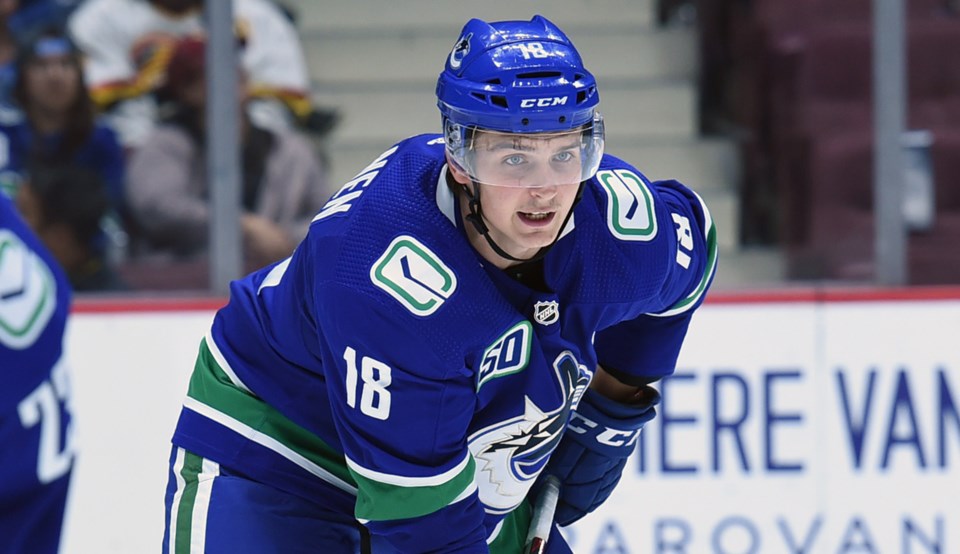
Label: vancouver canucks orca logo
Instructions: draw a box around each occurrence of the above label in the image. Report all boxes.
[468,350,592,514]
[449,32,472,70]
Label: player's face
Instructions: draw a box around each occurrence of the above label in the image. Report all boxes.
[450,135,581,266]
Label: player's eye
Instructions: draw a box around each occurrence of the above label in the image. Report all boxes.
[553,151,576,163]
[503,154,526,166]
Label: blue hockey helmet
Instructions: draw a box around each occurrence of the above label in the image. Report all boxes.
[437,14,600,133]
[437,15,604,187]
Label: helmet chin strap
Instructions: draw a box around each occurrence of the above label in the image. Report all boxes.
[452,171,584,265]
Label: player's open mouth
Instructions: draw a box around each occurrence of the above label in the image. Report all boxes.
[519,211,555,226]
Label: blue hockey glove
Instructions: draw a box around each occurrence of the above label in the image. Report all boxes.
[543,385,660,526]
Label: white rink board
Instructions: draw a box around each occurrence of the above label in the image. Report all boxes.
[58,297,960,553]
[60,309,215,554]
[565,299,960,554]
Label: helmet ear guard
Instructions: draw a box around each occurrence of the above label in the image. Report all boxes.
[440,118,473,181]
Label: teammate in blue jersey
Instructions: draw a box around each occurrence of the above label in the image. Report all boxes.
[163,14,717,553]
[0,193,75,553]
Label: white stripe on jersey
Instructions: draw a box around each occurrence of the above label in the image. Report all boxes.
[183,396,357,495]
[345,450,472,488]
[190,458,220,553]
[204,331,252,394]
[167,448,186,554]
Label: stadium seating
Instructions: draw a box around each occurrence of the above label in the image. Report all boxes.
[785,127,960,284]
[707,0,960,282]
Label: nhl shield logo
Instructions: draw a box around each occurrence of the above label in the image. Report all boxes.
[533,301,559,326]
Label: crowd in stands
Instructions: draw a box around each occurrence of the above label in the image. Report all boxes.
[127,35,328,270]
[4,0,960,292]
[693,0,960,284]
[0,0,338,293]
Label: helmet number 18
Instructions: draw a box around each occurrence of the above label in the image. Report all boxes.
[517,42,551,60]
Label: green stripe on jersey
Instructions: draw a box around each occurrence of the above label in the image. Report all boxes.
[187,339,356,489]
[488,500,530,553]
[173,450,204,553]
[350,457,476,521]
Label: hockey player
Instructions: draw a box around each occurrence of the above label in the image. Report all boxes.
[0,193,75,553]
[163,14,717,553]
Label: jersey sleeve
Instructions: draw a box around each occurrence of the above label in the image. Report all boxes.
[0,195,70,410]
[594,178,718,383]
[316,280,489,552]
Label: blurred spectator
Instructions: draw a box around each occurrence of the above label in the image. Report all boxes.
[68,0,338,149]
[0,28,126,225]
[0,0,83,114]
[16,165,128,291]
[127,35,329,269]
[0,0,19,116]
[6,0,80,38]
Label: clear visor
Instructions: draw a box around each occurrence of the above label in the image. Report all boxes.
[445,112,605,188]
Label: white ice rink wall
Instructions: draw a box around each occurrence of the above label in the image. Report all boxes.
[60,289,960,553]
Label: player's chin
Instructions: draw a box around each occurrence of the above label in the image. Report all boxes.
[514,227,559,250]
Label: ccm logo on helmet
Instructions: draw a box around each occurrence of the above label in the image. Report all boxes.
[520,96,568,108]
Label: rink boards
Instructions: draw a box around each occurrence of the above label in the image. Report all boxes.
[60,289,960,553]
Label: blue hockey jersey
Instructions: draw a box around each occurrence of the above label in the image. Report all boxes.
[171,134,717,552]
[0,193,71,411]
[0,193,74,554]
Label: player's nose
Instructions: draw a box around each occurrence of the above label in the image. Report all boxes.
[529,184,559,199]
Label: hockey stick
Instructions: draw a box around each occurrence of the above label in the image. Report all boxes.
[524,476,561,554]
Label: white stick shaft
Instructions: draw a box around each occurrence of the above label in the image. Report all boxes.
[525,476,561,552]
